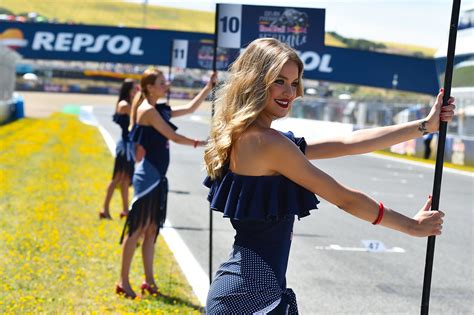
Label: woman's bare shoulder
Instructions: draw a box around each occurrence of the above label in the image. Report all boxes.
[238,127,284,147]
[237,127,303,165]
[117,100,131,113]
[118,100,130,107]
[137,103,156,123]
[231,127,290,175]
[137,102,154,113]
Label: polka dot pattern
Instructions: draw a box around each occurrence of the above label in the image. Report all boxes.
[206,245,298,314]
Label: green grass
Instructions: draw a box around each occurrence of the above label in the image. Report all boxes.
[1,0,213,33]
[381,41,437,57]
[0,113,202,313]
[453,64,474,87]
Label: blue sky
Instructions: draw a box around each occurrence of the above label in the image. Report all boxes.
[128,0,473,49]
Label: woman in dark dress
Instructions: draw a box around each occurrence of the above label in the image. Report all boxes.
[116,68,216,299]
[99,78,138,220]
[204,38,455,314]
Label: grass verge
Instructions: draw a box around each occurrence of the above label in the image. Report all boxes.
[1,0,214,33]
[0,113,202,314]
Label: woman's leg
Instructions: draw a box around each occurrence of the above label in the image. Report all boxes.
[119,226,144,298]
[100,174,121,218]
[120,173,130,217]
[142,222,159,287]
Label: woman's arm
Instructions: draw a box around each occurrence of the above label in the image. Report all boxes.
[264,133,444,236]
[135,144,145,162]
[171,72,217,118]
[144,108,206,147]
[306,89,455,160]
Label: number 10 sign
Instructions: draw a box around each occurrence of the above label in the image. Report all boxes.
[216,3,325,51]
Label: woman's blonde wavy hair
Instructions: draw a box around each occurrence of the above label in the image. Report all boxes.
[204,38,304,179]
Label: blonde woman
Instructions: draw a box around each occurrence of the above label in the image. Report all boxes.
[204,38,455,314]
[117,68,215,299]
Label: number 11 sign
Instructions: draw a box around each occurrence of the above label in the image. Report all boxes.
[216,3,325,51]
[171,39,239,70]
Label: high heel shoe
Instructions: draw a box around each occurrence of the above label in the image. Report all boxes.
[119,211,128,219]
[99,212,112,220]
[141,281,160,296]
[116,284,136,299]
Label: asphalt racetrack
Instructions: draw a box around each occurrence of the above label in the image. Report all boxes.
[25,92,473,314]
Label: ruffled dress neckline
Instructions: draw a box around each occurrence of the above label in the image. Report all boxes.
[204,131,320,221]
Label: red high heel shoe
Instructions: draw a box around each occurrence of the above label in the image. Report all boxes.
[119,211,128,219]
[99,212,112,220]
[115,284,136,299]
[141,281,160,296]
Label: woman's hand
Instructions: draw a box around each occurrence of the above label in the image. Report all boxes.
[135,144,146,162]
[205,72,218,89]
[426,88,456,133]
[192,138,208,148]
[197,139,208,147]
[409,197,445,237]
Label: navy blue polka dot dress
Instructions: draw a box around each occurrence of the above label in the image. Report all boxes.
[120,103,177,243]
[204,131,320,314]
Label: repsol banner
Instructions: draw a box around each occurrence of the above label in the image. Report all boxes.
[435,53,474,75]
[0,21,212,64]
[304,47,439,95]
[173,42,438,94]
[216,3,325,50]
[0,21,438,94]
[171,39,240,70]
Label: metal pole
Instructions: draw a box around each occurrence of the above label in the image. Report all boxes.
[167,40,173,105]
[211,4,219,118]
[421,1,461,314]
[208,4,220,285]
[208,3,220,285]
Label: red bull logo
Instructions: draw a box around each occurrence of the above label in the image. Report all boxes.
[0,28,28,49]
[258,8,309,48]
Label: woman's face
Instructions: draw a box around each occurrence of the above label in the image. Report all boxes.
[147,74,169,98]
[263,60,299,119]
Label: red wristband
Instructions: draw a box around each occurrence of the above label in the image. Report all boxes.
[193,139,198,148]
[372,202,384,225]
